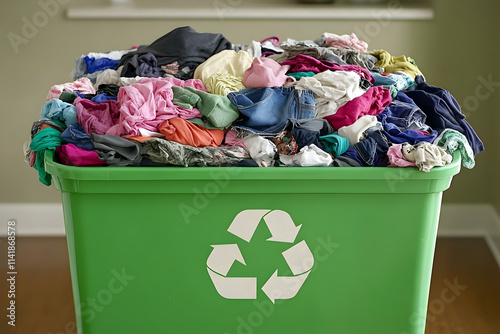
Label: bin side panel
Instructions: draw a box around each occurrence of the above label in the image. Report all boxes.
[61,188,443,334]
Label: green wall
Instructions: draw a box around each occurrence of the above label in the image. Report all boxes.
[0,0,498,213]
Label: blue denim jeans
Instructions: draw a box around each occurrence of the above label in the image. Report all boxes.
[228,86,315,136]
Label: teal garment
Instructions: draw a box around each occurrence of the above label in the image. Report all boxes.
[434,129,475,169]
[382,85,398,99]
[29,127,62,186]
[171,86,239,128]
[286,71,315,80]
[319,134,350,157]
[41,99,78,127]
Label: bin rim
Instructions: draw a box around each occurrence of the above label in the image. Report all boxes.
[44,149,461,182]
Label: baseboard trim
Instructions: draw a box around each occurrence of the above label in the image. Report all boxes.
[0,203,65,236]
[1,202,499,266]
[438,203,500,267]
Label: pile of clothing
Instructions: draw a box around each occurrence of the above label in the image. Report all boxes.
[25,26,483,186]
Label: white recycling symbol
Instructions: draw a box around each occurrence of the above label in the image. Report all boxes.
[207,209,314,304]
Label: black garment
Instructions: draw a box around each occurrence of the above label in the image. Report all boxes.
[116,26,232,80]
[96,84,120,97]
[290,127,325,151]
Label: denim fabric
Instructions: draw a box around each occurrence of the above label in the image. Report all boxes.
[340,137,379,167]
[61,125,94,151]
[376,93,437,145]
[363,125,390,166]
[228,86,315,136]
[404,75,484,155]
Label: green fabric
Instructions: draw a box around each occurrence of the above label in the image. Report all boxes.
[187,117,225,130]
[286,72,316,80]
[435,129,475,169]
[171,86,200,110]
[319,134,350,157]
[372,49,424,79]
[382,84,398,99]
[29,127,62,186]
[59,91,78,104]
[172,86,239,128]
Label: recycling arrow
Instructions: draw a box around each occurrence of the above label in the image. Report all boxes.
[227,209,270,243]
[208,209,314,303]
[227,209,301,243]
[206,244,246,276]
[261,270,310,304]
[282,240,314,275]
[207,268,256,299]
[264,210,302,243]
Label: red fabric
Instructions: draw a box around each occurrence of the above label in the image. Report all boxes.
[324,86,392,130]
[158,117,225,148]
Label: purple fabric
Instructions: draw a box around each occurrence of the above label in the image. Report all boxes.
[324,86,392,130]
[75,97,120,135]
[281,54,374,85]
[56,144,106,166]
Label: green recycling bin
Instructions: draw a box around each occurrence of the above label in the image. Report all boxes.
[45,150,461,334]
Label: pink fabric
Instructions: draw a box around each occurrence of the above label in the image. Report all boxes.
[56,144,106,167]
[243,57,293,88]
[281,54,374,84]
[324,86,392,130]
[223,130,247,150]
[108,77,206,137]
[75,97,120,135]
[324,33,368,53]
[387,144,416,167]
[47,77,96,101]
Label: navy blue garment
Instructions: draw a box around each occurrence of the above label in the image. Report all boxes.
[403,75,484,155]
[291,127,325,151]
[340,137,379,167]
[61,125,94,150]
[363,125,390,166]
[83,56,120,74]
[377,92,438,145]
[229,86,315,136]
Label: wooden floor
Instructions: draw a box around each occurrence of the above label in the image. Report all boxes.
[1,237,499,334]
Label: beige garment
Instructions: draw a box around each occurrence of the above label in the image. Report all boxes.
[402,142,452,172]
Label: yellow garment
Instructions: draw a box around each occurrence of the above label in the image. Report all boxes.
[194,50,253,95]
[372,49,424,79]
[205,73,246,97]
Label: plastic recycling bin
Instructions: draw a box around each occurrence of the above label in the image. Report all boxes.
[45,150,461,334]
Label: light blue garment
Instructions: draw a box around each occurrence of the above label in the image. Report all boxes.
[229,86,315,136]
[41,99,78,127]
